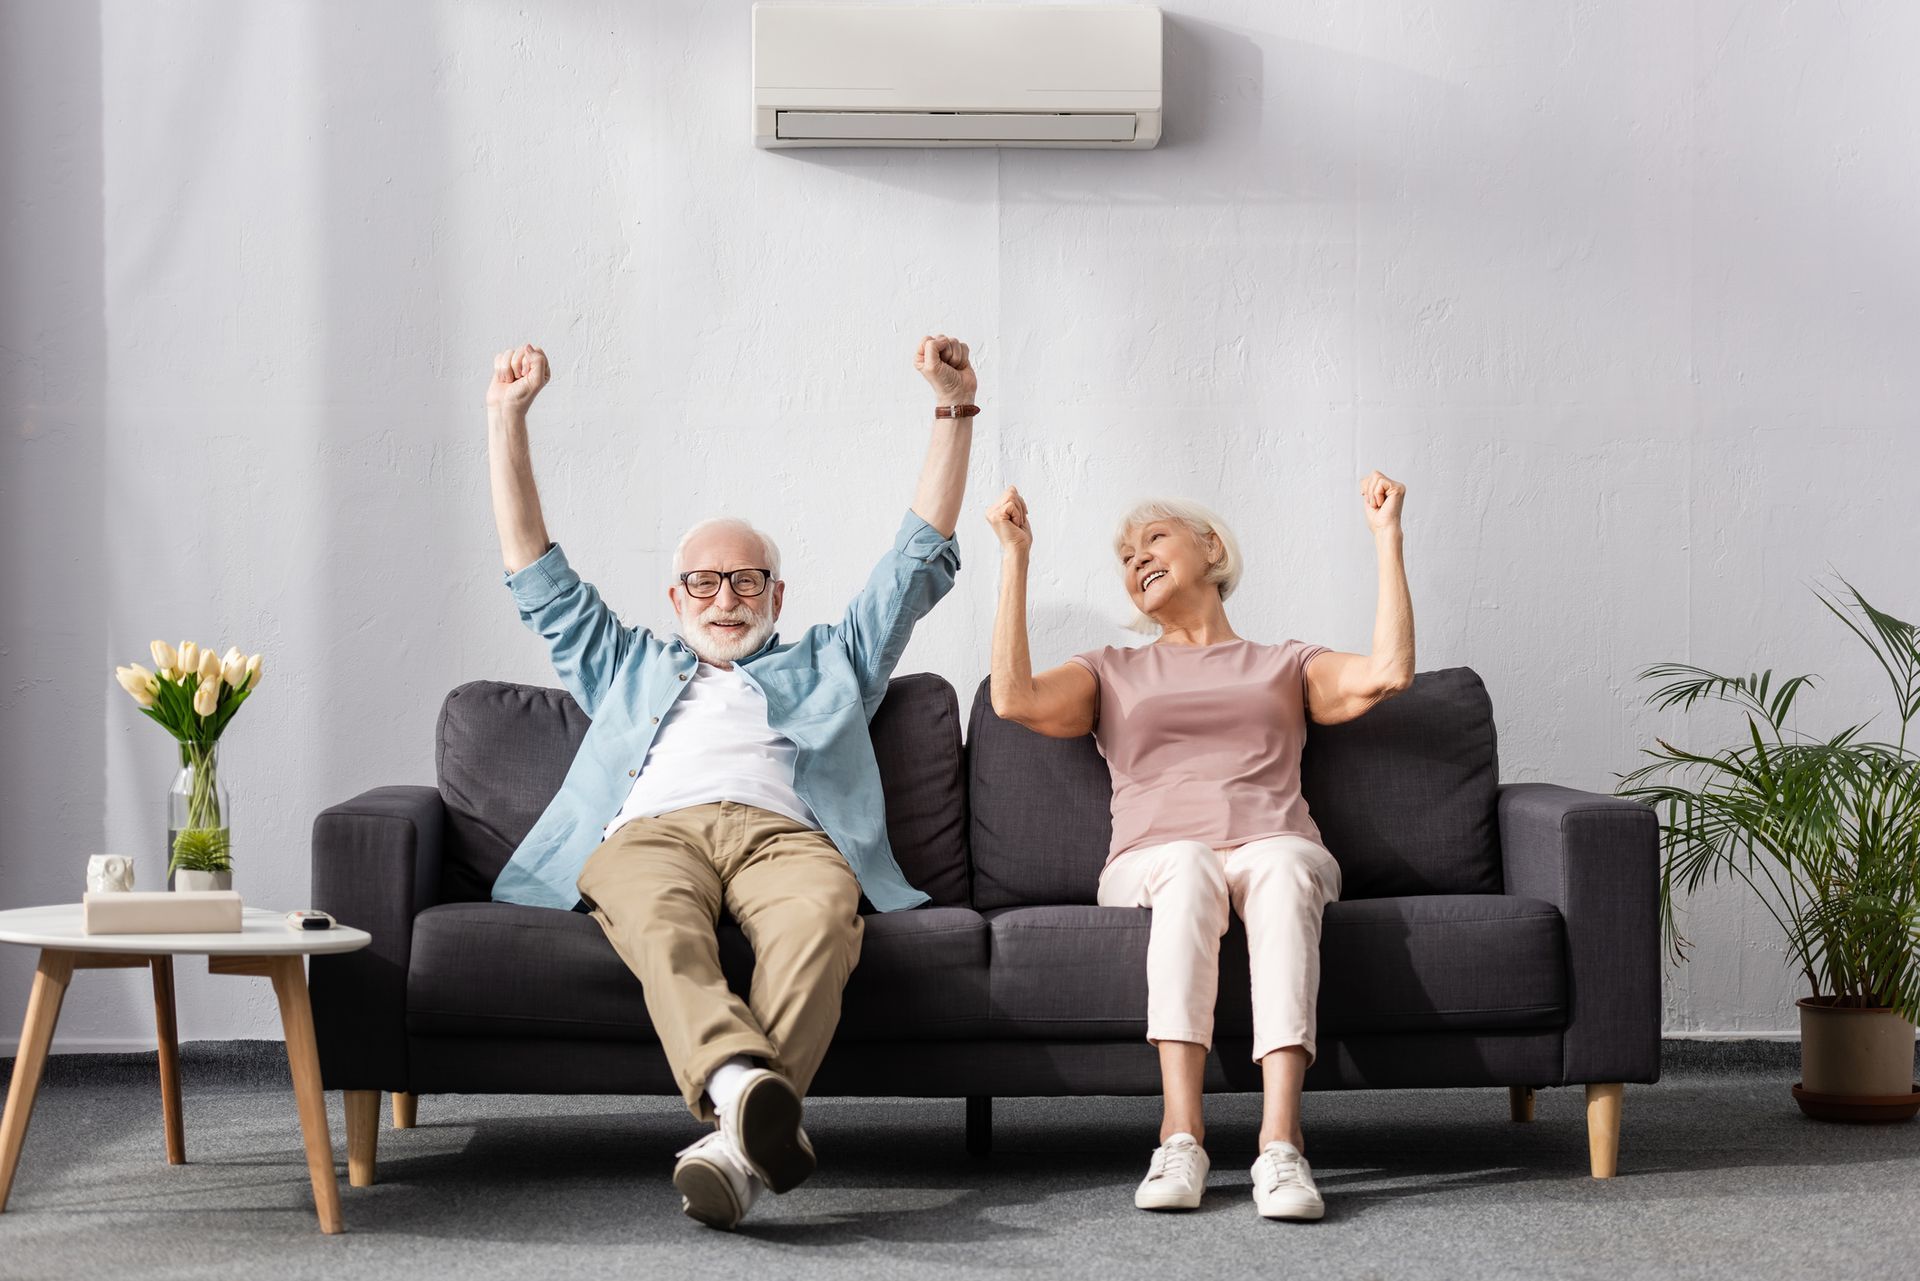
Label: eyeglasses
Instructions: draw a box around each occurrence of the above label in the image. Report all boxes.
[678,568,774,599]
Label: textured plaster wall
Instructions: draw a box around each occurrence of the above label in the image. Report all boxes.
[4,1,1918,1048]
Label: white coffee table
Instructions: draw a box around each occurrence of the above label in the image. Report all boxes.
[0,903,371,1234]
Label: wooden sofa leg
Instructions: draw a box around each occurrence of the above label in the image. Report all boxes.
[345,1090,380,1187]
[1509,1086,1536,1122]
[966,1096,992,1157]
[392,1092,417,1130]
[1585,1083,1623,1178]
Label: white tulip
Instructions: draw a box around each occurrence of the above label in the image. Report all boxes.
[178,641,200,676]
[221,646,244,672]
[221,655,246,687]
[151,640,177,670]
[193,678,219,717]
[198,648,222,681]
[245,653,263,689]
[116,664,158,709]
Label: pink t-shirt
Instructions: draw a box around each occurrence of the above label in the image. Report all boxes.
[1067,638,1331,864]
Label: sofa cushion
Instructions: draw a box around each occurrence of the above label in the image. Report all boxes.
[434,672,971,906]
[1299,667,1502,898]
[966,683,1113,910]
[983,895,1565,1039]
[965,666,1502,908]
[865,673,971,907]
[407,902,990,1041]
[437,682,590,904]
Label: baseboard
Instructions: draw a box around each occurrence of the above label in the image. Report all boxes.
[0,1035,166,1057]
[1662,1031,1803,1042]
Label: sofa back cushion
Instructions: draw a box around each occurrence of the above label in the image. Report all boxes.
[965,666,1501,908]
[1298,666,1501,898]
[434,672,971,907]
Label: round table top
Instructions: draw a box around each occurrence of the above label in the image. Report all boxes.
[0,904,372,956]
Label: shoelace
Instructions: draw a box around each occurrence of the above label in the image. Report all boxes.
[1255,1146,1305,1191]
[1148,1140,1201,1185]
[675,1130,726,1161]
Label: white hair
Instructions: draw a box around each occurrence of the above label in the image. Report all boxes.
[672,517,783,580]
[1114,498,1243,633]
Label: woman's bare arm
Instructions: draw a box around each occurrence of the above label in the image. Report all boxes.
[1306,471,1414,725]
[986,486,1099,737]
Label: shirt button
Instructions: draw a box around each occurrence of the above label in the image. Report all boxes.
[650,716,659,724]
[628,769,637,777]
[678,673,687,681]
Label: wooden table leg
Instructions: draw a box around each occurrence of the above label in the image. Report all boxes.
[266,956,344,1234]
[0,950,77,1213]
[392,1092,417,1130]
[344,1091,379,1187]
[150,956,185,1165]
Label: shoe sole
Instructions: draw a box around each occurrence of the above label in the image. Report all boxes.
[673,1157,745,1230]
[1136,1193,1204,1211]
[735,1073,815,1194]
[1257,1197,1325,1221]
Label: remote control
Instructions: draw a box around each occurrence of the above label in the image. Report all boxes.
[285,910,335,931]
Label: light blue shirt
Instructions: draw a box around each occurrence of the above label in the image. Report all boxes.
[491,510,960,913]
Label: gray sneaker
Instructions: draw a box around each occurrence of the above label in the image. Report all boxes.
[1251,1140,1325,1221]
[672,1130,760,1230]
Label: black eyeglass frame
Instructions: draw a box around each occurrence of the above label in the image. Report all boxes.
[677,568,776,599]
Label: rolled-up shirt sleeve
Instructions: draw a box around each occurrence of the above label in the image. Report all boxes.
[834,510,962,711]
[503,543,635,716]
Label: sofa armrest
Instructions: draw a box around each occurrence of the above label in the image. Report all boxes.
[1498,783,1661,1086]
[309,784,445,1092]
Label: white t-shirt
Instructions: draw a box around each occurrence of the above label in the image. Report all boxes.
[602,660,820,841]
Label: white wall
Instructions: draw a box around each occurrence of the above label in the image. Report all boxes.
[4,0,1917,1050]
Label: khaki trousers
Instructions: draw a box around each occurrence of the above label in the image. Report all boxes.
[577,801,864,1120]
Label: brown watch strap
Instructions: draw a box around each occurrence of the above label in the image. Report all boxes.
[934,403,981,419]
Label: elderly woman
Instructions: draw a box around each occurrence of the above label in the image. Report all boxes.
[985,472,1414,1220]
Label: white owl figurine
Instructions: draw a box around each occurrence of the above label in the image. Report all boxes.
[86,855,135,894]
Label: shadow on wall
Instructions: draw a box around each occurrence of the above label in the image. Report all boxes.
[0,3,108,994]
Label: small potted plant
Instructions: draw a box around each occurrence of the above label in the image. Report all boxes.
[1619,577,1920,1122]
[113,640,263,891]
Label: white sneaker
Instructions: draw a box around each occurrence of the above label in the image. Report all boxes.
[1251,1140,1325,1221]
[717,1067,816,1194]
[673,1130,760,1230]
[1134,1132,1210,1210]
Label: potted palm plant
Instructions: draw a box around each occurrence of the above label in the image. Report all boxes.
[1618,576,1920,1122]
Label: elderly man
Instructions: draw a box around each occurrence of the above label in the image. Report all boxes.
[483,336,979,1229]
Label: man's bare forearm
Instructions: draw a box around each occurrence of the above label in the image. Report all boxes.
[910,418,975,538]
[489,407,552,574]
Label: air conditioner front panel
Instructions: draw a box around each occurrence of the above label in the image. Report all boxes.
[754,4,1163,149]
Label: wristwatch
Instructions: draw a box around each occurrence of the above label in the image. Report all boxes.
[934,403,982,419]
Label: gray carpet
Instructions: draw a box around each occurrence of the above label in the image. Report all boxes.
[1,1041,1916,1280]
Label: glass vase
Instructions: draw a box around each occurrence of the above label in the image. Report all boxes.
[167,740,232,891]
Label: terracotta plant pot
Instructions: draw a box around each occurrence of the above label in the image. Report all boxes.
[1794,996,1920,1123]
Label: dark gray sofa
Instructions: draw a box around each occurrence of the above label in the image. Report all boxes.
[309,666,1660,1185]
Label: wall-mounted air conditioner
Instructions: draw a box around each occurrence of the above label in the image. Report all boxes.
[753,3,1163,149]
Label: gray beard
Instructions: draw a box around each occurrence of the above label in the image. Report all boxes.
[684,611,775,664]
